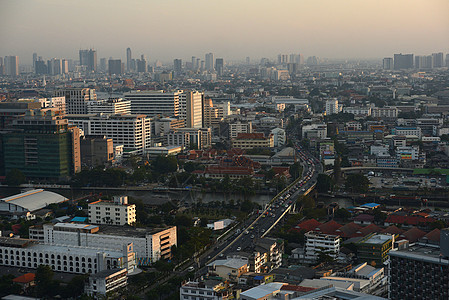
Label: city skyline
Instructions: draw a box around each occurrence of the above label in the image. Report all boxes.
[1,0,449,64]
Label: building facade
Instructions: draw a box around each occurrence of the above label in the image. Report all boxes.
[88,196,136,226]
[87,98,131,115]
[124,90,180,117]
[54,88,97,114]
[305,231,340,262]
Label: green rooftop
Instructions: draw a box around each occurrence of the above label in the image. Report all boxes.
[413,168,449,176]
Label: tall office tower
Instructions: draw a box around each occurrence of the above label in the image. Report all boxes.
[215,58,224,76]
[179,91,203,128]
[306,56,319,66]
[200,60,205,71]
[54,88,97,114]
[124,90,180,117]
[277,54,288,64]
[432,52,444,68]
[0,57,3,75]
[99,58,107,72]
[35,60,47,75]
[0,109,81,179]
[383,57,393,70]
[79,49,97,72]
[446,54,449,67]
[246,57,250,65]
[393,53,414,70]
[415,55,433,69]
[32,53,37,70]
[126,47,132,72]
[205,53,214,72]
[108,59,123,75]
[61,59,69,74]
[137,58,147,73]
[173,59,182,74]
[191,56,197,70]
[47,58,63,75]
[4,56,19,76]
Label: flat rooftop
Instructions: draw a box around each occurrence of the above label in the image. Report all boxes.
[361,234,392,244]
[98,225,173,238]
[389,243,448,265]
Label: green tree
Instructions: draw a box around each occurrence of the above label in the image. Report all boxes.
[345,173,369,193]
[35,265,54,297]
[153,155,178,174]
[334,208,352,221]
[289,162,302,180]
[316,174,333,193]
[333,156,341,183]
[5,169,25,186]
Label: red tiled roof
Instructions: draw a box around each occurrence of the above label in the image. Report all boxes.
[422,228,441,243]
[317,220,342,235]
[13,273,35,284]
[385,214,436,226]
[335,222,362,238]
[294,219,322,232]
[381,225,404,235]
[401,227,427,243]
[358,224,382,236]
[354,214,375,222]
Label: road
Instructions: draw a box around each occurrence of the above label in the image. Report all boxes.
[191,143,322,275]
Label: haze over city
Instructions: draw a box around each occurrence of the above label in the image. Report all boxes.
[1,0,449,63]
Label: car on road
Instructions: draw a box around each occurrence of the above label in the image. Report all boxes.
[237,247,241,251]
[187,266,195,272]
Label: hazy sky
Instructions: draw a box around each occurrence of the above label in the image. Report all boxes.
[1,0,449,64]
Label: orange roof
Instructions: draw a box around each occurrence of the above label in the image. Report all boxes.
[13,273,35,283]
[235,132,266,140]
[358,224,382,236]
[335,222,362,238]
[294,219,322,232]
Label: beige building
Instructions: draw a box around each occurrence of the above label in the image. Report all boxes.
[80,135,114,167]
[88,196,136,226]
[207,257,249,282]
[179,91,203,128]
[54,88,97,114]
[232,132,274,149]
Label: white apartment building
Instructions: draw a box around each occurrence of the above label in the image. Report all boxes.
[29,223,177,266]
[343,106,372,117]
[179,91,203,128]
[0,236,136,275]
[88,196,136,226]
[393,127,422,139]
[371,106,398,119]
[167,127,211,149]
[370,145,390,157]
[305,231,340,262]
[124,90,179,117]
[54,88,97,114]
[85,268,128,297]
[396,146,420,160]
[87,98,131,115]
[325,99,339,115]
[229,121,253,139]
[19,97,67,115]
[67,114,151,154]
[271,128,286,147]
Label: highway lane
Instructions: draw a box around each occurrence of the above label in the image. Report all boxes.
[193,143,322,275]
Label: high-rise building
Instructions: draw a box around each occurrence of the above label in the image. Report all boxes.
[99,58,107,72]
[4,56,19,76]
[179,91,203,128]
[61,59,69,74]
[32,53,37,70]
[87,98,131,115]
[126,47,132,72]
[394,53,414,70]
[35,60,47,75]
[108,59,123,75]
[388,229,449,300]
[383,58,393,70]
[54,88,97,114]
[205,53,214,72]
[124,90,180,117]
[173,59,182,75]
[446,54,449,67]
[215,58,224,76]
[277,54,288,64]
[67,114,152,155]
[47,58,63,75]
[432,52,444,68]
[79,49,97,72]
[136,55,147,73]
[415,55,433,69]
[0,109,81,179]
[246,56,250,65]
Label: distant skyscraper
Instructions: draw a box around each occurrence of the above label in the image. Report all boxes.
[4,56,19,76]
[47,58,62,75]
[278,54,288,64]
[32,53,37,70]
[62,59,69,74]
[79,49,97,72]
[432,52,444,68]
[55,88,97,114]
[108,59,123,75]
[446,54,449,67]
[191,56,197,70]
[179,91,203,128]
[383,58,393,70]
[35,60,47,75]
[246,57,250,65]
[393,53,414,70]
[205,53,214,72]
[173,59,182,74]
[126,47,132,72]
[215,58,224,76]
[415,55,433,69]
[99,58,107,72]
[137,55,147,73]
